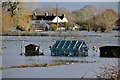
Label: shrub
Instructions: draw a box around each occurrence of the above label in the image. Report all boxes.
[97,65,119,80]
[50,24,57,31]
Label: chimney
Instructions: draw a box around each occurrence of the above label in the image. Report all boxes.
[62,13,65,17]
[34,11,37,16]
[45,12,48,16]
[52,13,56,16]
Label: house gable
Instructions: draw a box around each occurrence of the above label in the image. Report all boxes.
[59,14,68,23]
[61,17,68,22]
[52,16,62,23]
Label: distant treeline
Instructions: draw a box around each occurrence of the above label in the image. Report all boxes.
[33,5,119,32]
[1,2,119,33]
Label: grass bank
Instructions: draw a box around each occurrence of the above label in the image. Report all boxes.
[0,60,96,70]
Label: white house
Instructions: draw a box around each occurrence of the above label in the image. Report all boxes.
[30,13,68,30]
[52,16,62,23]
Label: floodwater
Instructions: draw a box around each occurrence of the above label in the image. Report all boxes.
[1,31,119,78]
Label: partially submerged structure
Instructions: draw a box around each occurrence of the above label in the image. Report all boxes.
[50,40,88,57]
[24,44,43,56]
[99,46,120,58]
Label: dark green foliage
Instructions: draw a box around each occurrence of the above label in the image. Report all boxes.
[45,26,49,31]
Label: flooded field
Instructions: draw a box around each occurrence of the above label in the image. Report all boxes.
[1,31,119,78]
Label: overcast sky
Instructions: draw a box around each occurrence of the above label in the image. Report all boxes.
[25,2,118,13]
[15,0,119,2]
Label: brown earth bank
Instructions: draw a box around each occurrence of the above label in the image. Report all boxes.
[0,60,96,70]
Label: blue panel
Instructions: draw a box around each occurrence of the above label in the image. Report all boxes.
[51,40,88,57]
[52,40,60,48]
[62,40,71,49]
[75,41,82,49]
[57,40,66,48]
[68,40,77,49]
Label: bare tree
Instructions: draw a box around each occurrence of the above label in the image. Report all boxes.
[93,9,118,32]
[2,2,32,33]
[73,5,96,22]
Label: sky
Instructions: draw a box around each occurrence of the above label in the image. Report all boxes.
[2,0,119,12]
[9,0,119,2]
[25,2,119,13]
